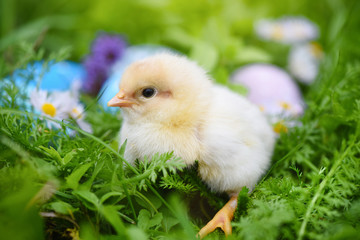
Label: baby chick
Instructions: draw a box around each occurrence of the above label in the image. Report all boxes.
[108,53,276,238]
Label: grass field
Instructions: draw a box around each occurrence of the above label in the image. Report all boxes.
[0,0,359,239]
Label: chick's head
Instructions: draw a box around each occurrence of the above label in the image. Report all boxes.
[108,53,212,125]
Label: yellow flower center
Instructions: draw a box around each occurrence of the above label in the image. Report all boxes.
[41,103,56,117]
[273,121,288,134]
[271,25,284,40]
[310,42,323,59]
[280,102,291,110]
[72,108,82,119]
[259,105,265,112]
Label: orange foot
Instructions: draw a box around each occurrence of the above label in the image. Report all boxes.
[198,196,238,239]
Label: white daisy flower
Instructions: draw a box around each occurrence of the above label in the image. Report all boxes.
[255,16,319,44]
[70,79,82,99]
[30,89,92,132]
[69,103,93,133]
[288,42,323,84]
[30,90,73,128]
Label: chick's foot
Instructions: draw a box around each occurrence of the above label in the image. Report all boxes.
[198,196,238,239]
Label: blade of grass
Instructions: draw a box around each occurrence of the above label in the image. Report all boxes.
[297,135,357,240]
[0,108,176,216]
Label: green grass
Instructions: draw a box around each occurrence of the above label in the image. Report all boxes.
[1,1,360,240]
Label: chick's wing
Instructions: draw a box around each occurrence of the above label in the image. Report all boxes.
[198,85,275,193]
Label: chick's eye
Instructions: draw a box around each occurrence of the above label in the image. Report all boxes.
[142,88,156,98]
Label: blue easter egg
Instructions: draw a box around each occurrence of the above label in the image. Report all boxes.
[98,45,176,111]
[12,61,85,94]
[40,61,85,91]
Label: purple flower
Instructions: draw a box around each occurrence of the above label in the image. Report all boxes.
[83,55,108,96]
[91,33,127,66]
[82,33,127,95]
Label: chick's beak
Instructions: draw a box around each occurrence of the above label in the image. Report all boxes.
[107,89,135,108]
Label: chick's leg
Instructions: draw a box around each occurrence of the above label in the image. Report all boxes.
[198,195,238,239]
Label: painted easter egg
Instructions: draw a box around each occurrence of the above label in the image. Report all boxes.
[231,64,305,133]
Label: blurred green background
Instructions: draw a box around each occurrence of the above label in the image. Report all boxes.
[0,0,342,69]
[1,1,360,240]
